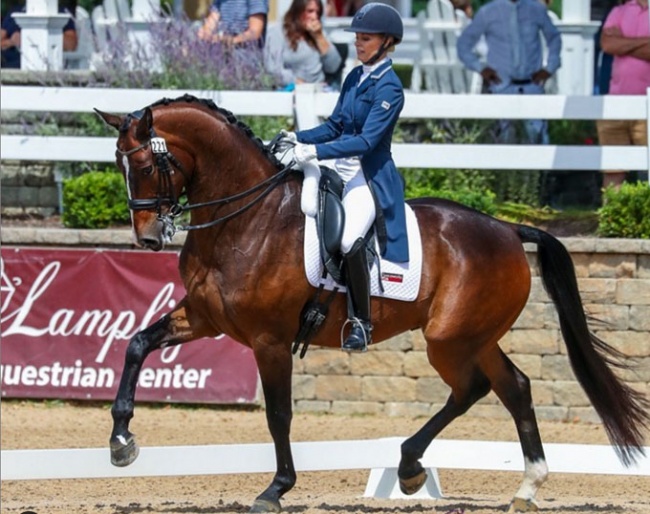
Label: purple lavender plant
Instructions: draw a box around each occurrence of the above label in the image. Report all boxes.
[92,15,275,91]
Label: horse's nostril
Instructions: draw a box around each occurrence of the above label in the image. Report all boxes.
[139,237,163,251]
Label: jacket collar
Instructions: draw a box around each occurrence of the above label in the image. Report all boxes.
[356,59,393,94]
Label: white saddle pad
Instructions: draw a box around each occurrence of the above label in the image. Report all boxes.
[304,204,422,301]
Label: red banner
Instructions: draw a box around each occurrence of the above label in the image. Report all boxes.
[0,247,259,404]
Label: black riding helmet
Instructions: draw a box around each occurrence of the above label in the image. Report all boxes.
[344,2,403,44]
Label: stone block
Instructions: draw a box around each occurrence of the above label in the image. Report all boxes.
[292,374,315,400]
[513,303,547,329]
[534,405,569,421]
[530,380,554,405]
[408,330,427,351]
[615,357,650,382]
[469,404,510,419]
[375,332,414,352]
[568,407,601,424]
[616,279,650,305]
[510,353,542,379]
[571,253,590,278]
[415,377,451,403]
[384,402,432,417]
[0,166,23,186]
[331,401,383,415]
[596,239,645,254]
[577,278,617,304]
[583,304,630,331]
[350,350,403,376]
[639,255,650,279]
[588,254,635,278]
[294,400,330,413]
[362,376,416,402]
[553,380,590,407]
[541,355,574,380]
[315,375,361,401]
[630,306,650,331]
[1,186,22,206]
[506,329,559,355]
[403,351,436,378]
[303,349,350,375]
[528,277,551,303]
[24,166,54,186]
[595,331,650,357]
[563,239,597,253]
[35,228,80,245]
[37,186,59,208]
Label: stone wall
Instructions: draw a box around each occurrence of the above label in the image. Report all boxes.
[2,228,649,423]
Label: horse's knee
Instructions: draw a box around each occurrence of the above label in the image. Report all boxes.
[124,332,153,364]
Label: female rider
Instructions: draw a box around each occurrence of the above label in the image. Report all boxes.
[282,3,408,352]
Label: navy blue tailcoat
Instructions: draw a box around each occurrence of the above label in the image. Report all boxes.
[296,60,408,262]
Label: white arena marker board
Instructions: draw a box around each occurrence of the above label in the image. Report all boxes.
[2,438,648,501]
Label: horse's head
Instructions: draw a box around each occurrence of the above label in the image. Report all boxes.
[96,106,190,251]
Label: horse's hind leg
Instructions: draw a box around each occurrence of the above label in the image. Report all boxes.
[250,341,296,513]
[398,365,491,495]
[482,349,548,512]
[110,299,212,467]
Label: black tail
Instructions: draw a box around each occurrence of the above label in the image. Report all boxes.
[518,225,649,465]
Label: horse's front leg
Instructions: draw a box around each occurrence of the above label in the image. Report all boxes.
[250,341,296,513]
[110,298,212,467]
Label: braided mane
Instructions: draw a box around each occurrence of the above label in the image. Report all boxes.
[149,94,283,169]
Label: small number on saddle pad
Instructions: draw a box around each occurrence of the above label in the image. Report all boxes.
[151,138,168,154]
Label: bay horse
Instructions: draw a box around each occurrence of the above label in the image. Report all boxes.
[96,95,648,513]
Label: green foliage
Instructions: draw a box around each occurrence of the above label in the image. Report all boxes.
[62,170,130,228]
[239,116,293,141]
[598,182,650,239]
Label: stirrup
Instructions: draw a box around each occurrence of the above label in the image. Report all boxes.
[340,318,371,352]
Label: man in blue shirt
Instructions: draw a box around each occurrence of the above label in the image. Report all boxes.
[198,0,268,46]
[457,0,561,144]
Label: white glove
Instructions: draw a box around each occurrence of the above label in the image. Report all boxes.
[301,160,321,218]
[294,143,317,164]
[280,130,297,143]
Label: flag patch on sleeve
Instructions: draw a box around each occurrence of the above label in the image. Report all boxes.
[381,100,390,110]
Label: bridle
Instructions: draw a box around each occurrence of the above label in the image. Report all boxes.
[116,112,294,238]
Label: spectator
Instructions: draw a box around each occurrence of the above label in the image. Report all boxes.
[457,0,561,144]
[596,0,649,189]
[326,0,365,16]
[1,4,77,69]
[198,0,268,46]
[264,0,342,90]
[451,0,474,22]
[593,1,620,95]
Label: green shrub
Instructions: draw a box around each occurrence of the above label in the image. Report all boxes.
[598,182,650,239]
[62,170,130,229]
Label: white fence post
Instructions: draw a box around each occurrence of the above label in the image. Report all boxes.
[293,83,320,131]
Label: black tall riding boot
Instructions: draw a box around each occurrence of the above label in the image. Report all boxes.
[342,237,372,352]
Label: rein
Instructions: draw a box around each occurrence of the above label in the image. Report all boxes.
[118,114,295,236]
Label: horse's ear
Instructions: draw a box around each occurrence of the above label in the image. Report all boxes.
[135,107,153,142]
[94,109,123,131]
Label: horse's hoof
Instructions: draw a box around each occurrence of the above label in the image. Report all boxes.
[508,497,539,513]
[110,434,140,467]
[399,469,427,495]
[250,498,282,513]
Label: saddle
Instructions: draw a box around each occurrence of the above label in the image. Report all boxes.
[316,166,345,284]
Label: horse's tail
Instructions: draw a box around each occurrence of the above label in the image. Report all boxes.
[517,224,649,465]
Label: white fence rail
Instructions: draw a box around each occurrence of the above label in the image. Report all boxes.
[2,438,648,501]
[1,85,649,176]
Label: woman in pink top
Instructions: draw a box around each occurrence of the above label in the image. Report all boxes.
[597,0,650,189]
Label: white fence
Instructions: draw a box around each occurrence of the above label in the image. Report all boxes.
[1,85,649,180]
[2,437,648,501]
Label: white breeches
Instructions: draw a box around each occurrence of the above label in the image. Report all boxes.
[299,156,376,255]
[337,161,376,255]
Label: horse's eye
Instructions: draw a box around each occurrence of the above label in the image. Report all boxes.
[140,166,154,176]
